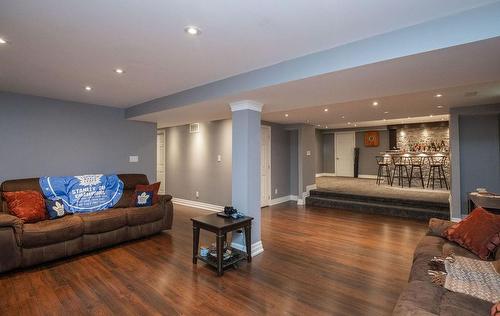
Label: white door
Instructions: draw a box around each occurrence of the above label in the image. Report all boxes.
[261,126,271,207]
[156,130,166,194]
[335,132,355,177]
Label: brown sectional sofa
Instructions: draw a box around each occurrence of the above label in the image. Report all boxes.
[0,174,173,273]
[393,218,499,315]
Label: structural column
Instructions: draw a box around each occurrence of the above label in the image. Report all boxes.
[230,100,264,256]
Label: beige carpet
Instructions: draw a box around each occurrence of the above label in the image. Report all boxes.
[316,176,449,204]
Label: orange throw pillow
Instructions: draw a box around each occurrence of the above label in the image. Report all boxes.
[132,182,161,206]
[3,191,47,223]
[443,207,500,260]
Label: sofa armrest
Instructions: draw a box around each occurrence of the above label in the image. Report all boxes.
[0,213,23,234]
[158,195,173,230]
[427,218,455,237]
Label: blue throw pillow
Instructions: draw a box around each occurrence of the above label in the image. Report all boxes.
[135,191,153,207]
[45,199,69,219]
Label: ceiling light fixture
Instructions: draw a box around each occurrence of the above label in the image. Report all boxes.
[429,114,433,117]
[437,105,444,109]
[185,26,201,36]
[354,124,357,127]
[341,115,345,119]
[384,111,389,114]
[114,68,124,74]
[372,101,379,106]
[316,124,320,127]
[435,94,443,98]
[383,119,387,121]
[85,86,92,91]
[324,108,328,112]
[285,113,289,117]
[347,122,351,125]
[0,37,7,44]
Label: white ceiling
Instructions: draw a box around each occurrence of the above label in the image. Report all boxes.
[0,0,497,107]
[135,38,500,128]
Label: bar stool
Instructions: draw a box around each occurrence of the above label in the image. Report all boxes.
[392,155,410,187]
[427,155,449,190]
[408,155,426,189]
[375,155,392,185]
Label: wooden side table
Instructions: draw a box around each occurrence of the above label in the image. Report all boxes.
[191,213,253,276]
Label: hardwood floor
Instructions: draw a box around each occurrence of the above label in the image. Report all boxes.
[0,203,427,315]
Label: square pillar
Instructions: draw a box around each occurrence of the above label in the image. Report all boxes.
[230,100,264,256]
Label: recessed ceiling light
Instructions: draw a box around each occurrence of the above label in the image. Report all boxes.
[429,114,433,117]
[437,105,444,109]
[84,86,92,91]
[185,26,201,36]
[0,37,7,44]
[372,101,379,106]
[383,119,387,121]
[285,113,289,117]
[435,94,442,98]
[316,124,321,127]
[325,125,328,128]
[384,111,389,114]
[354,124,357,127]
[347,122,351,125]
[114,68,124,74]
[441,118,445,121]
[324,108,328,112]
[407,117,411,119]
[341,115,345,119]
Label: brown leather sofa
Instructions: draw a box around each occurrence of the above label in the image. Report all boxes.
[0,174,173,273]
[392,218,499,315]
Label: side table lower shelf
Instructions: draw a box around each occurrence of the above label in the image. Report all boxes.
[197,247,248,270]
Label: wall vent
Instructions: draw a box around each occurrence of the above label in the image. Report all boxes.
[189,123,200,133]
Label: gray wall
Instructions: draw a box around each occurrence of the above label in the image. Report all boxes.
[450,103,500,218]
[162,119,292,206]
[0,92,156,183]
[265,122,291,199]
[315,129,324,173]
[458,113,500,213]
[289,130,299,196]
[298,125,317,193]
[322,133,335,173]
[162,120,233,206]
[355,130,389,175]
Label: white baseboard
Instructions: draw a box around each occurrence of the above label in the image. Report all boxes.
[290,195,298,201]
[316,173,336,177]
[297,184,317,205]
[269,195,294,206]
[172,198,224,212]
[232,240,264,257]
[358,174,378,179]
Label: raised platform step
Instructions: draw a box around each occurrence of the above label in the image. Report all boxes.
[306,190,449,221]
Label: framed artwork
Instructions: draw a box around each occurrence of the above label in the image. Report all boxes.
[364,131,380,147]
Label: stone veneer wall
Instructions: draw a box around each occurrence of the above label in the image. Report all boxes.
[397,126,450,152]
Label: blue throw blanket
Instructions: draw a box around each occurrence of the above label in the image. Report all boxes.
[39,174,124,213]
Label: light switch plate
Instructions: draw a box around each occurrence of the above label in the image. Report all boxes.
[306,150,311,156]
[129,155,139,163]
[217,154,222,162]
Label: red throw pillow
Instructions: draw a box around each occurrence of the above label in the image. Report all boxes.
[443,207,500,260]
[2,191,47,223]
[132,182,161,206]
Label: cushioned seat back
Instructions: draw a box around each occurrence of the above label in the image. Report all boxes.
[0,174,150,213]
[115,174,149,208]
[0,178,42,214]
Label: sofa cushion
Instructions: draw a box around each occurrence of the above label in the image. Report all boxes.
[77,208,127,234]
[126,204,164,226]
[132,182,160,206]
[393,280,493,316]
[413,236,446,261]
[443,207,500,260]
[22,216,83,248]
[3,191,47,223]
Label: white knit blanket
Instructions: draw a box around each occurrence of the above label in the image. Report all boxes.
[444,256,500,303]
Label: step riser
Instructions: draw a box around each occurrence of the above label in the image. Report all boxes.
[305,197,449,221]
[309,190,448,211]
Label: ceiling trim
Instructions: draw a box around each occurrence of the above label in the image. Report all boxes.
[125,2,500,119]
